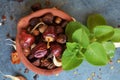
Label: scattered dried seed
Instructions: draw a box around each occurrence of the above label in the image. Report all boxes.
[6,33,10,38]
[110,66,114,70]
[99,68,101,71]
[31,3,42,12]
[2,15,6,21]
[87,77,92,80]
[91,72,95,77]
[10,15,14,20]
[24,68,29,73]
[117,59,120,63]
[2,21,5,25]
[16,0,23,2]
[45,0,51,7]
[33,74,39,80]
[73,71,78,75]
[97,75,102,79]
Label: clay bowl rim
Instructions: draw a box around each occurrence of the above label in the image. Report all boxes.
[16,8,73,76]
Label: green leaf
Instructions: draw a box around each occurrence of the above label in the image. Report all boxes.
[85,42,109,66]
[72,28,89,48]
[80,23,90,35]
[62,42,83,70]
[65,21,89,41]
[66,42,80,50]
[111,28,120,42]
[87,14,107,32]
[93,25,114,42]
[102,42,115,59]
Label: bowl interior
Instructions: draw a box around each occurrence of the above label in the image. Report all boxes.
[16,8,73,75]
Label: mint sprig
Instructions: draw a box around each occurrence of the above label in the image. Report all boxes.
[111,28,120,42]
[62,42,83,70]
[62,14,120,70]
[93,25,114,42]
[65,21,89,42]
[87,14,107,32]
[72,28,89,48]
[85,42,109,66]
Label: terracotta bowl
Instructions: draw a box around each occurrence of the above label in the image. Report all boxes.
[16,8,73,76]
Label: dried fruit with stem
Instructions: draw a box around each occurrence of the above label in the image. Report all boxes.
[31,42,47,58]
[42,13,54,24]
[56,34,67,44]
[43,26,56,49]
[20,31,35,48]
[55,17,62,24]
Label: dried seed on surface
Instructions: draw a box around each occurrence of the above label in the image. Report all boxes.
[1,15,6,21]
[31,3,42,12]
[24,68,29,73]
[117,59,120,63]
[33,74,39,80]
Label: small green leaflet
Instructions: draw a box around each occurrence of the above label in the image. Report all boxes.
[85,42,109,66]
[87,14,107,32]
[93,25,114,42]
[102,42,115,59]
[111,28,120,42]
[62,13,117,70]
[65,21,89,42]
[62,42,83,70]
[72,28,89,48]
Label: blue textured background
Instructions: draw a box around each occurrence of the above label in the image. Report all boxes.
[0,0,120,80]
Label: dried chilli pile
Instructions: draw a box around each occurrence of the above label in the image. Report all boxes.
[19,13,69,70]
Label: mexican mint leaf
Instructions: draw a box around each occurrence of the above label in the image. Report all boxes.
[72,28,89,48]
[111,28,120,42]
[65,21,89,42]
[85,42,109,66]
[102,42,115,59]
[87,14,107,32]
[62,42,83,70]
[93,25,114,42]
